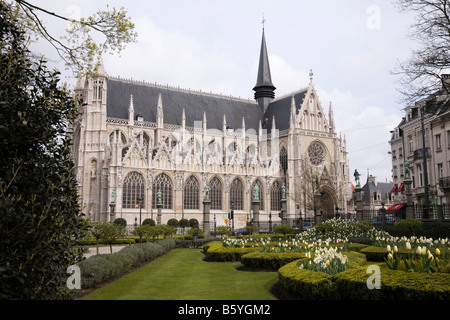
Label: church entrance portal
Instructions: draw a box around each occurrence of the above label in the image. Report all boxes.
[320,189,336,219]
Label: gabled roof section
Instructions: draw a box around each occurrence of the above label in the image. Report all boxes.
[361,178,394,202]
[106,78,262,131]
[263,89,308,133]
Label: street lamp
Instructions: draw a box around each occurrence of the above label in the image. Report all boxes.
[420,106,430,219]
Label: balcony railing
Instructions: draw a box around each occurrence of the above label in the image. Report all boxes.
[439,176,450,189]
[413,147,431,160]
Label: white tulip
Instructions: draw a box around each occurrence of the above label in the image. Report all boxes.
[416,246,422,255]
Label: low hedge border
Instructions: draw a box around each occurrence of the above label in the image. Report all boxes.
[278,258,450,300]
[241,252,306,271]
[78,238,176,289]
[278,261,337,299]
[334,265,450,300]
[202,241,261,261]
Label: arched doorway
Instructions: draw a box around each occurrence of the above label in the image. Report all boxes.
[320,186,337,219]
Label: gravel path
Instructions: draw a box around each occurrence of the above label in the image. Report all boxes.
[83,246,126,258]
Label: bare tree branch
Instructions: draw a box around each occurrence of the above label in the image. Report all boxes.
[393,0,450,105]
[11,0,138,78]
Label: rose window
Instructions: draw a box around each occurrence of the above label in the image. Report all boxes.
[308,142,324,166]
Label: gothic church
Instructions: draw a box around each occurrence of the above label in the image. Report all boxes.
[70,29,353,230]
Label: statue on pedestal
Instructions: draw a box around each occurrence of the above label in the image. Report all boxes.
[252,185,259,201]
[354,169,361,187]
[204,185,210,201]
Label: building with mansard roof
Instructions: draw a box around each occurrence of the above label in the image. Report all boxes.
[70,29,353,230]
[389,76,450,217]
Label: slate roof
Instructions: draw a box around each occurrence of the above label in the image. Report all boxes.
[253,30,276,92]
[263,90,308,132]
[361,178,394,202]
[106,78,263,131]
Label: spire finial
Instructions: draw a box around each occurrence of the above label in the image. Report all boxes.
[309,69,314,83]
[262,11,266,30]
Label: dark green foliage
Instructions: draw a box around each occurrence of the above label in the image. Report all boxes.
[0,3,86,299]
[273,224,295,235]
[78,239,175,289]
[113,218,127,227]
[241,252,306,271]
[179,218,189,229]
[376,221,450,238]
[202,241,261,262]
[189,218,199,228]
[142,218,155,226]
[167,218,179,228]
[395,218,423,235]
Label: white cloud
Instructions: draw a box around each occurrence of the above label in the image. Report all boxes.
[104,16,240,97]
[317,87,400,183]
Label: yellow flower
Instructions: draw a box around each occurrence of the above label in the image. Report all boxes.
[387,245,391,252]
[436,248,441,256]
[388,253,393,260]
[416,246,422,255]
[326,260,330,266]
[406,242,411,250]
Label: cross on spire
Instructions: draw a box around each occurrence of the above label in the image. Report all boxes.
[262,11,266,30]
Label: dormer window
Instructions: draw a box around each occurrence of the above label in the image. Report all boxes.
[136,114,144,122]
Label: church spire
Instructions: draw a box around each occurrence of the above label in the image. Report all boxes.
[253,27,276,113]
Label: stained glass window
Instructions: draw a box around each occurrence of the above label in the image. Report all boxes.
[270,181,281,211]
[230,178,243,210]
[123,171,145,209]
[184,175,200,210]
[152,173,172,209]
[210,177,222,210]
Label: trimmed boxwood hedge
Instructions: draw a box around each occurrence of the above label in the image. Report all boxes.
[278,261,337,299]
[278,256,450,300]
[241,252,306,271]
[202,241,261,261]
[334,265,450,300]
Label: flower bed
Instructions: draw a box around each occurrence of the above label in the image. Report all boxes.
[208,218,450,299]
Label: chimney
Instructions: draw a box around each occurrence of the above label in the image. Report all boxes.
[368,175,377,186]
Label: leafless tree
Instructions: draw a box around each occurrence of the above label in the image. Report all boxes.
[393,0,450,105]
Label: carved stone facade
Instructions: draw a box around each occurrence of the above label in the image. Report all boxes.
[69,32,353,228]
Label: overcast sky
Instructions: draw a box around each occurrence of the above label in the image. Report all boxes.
[29,0,418,185]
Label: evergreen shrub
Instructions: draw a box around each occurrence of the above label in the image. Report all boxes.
[241,252,306,271]
[202,241,261,261]
[78,239,176,289]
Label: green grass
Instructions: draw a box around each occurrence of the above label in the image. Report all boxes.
[80,248,278,300]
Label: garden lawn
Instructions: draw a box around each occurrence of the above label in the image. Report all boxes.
[79,248,278,300]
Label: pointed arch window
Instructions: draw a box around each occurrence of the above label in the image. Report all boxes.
[152,173,172,209]
[270,181,281,211]
[123,172,145,209]
[250,179,264,210]
[230,178,243,210]
[280,147,288,174]
[93,79,104,101]
[184,176,200,210]
[210,177,223,210]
